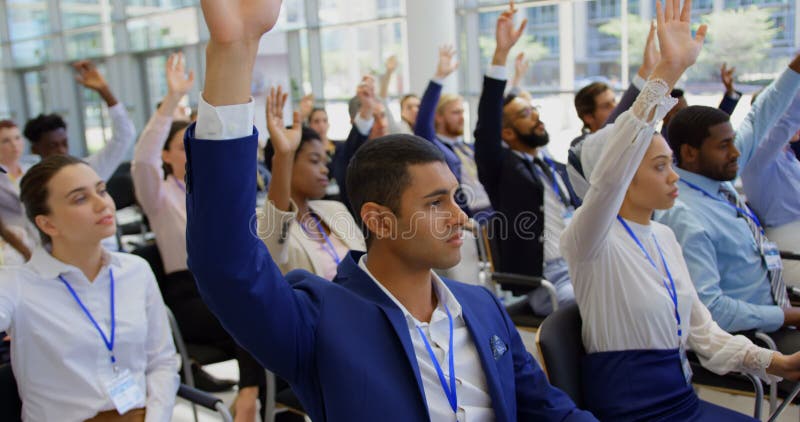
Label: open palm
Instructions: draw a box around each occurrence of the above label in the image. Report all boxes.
[201,0,283,44]
[435,45,459,79]
[495,1,527,53]
[266,86,302,155]
[656,0,707,71]
[166,53,195,97]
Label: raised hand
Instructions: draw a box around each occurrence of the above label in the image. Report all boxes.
[357,75,378,119]
[493,0,527,65]
[638,20,661,79]
[73,60,117,106]
[434,45,460,80]
[200,0,283,44]
[74,60,108,92]
[166,52,195,98]
[655,0,707,74]
[299,93,314,122]
[720,63,736,95]
[266,86,302,155]
[385,55,398,75]
[511,52,530,87]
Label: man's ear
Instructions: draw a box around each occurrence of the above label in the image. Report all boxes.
[361,202,396,242]
[680,143,699,167]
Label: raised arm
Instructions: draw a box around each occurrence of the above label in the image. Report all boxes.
[186,0,320,384]
[734,55,800,170]
[260,86,303,265]
[414,45,459,142]
[75,61,137,180]
[718,63,741,116]
[604,22,659,126]
[561,0,706,263]
[132,52,194,215]
[473,7,526,195]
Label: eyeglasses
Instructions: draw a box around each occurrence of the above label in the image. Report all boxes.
[515,105,541,119]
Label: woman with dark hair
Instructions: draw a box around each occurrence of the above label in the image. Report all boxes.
[0,154,179,421]
[132,52,268,421]
[562,1,800,420]
[261,86,365,278]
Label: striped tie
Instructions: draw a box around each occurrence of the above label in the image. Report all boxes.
[720,186,790,308]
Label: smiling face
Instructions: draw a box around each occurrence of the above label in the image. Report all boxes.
[34,163,117,246]
[626,134,681,212]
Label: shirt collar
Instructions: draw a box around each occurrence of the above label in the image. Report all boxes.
[357,254,463,328]
[27,246,119,281]
[436,134,463,146]
[675,167,728,196]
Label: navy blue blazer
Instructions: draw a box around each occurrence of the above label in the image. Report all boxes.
[183,125,595,422]
[474,76,581,280]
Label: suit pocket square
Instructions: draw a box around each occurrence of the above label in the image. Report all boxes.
[490,335,508,360]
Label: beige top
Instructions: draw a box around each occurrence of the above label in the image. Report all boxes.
[257,199,366,276]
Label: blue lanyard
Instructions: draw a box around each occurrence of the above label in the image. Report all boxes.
[541,156,564,200]
[617,216,682,339]
[173,176,187,194]
[416,305,457,415]
[680,180,763,231]
[58,268,117,365]
[300,213,341,265]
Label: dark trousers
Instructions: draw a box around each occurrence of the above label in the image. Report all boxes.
[163,271,265,387]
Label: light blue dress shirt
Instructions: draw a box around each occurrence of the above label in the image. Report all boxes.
[655,66,800,333]
[741,91,800,228]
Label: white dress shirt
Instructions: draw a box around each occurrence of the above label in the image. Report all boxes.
[359,255,494,422]
[0,247,180,421]
[132,111,189,274]
[560,79,775,381]
[84,103,137,181]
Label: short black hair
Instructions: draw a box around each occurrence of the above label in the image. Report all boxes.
[346,134,445,228]
[263,126,323,172]
[23,114,67,144]
[666,105,731,166]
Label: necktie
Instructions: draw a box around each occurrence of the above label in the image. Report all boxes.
[719,186,789,308]
[533,157,571,207]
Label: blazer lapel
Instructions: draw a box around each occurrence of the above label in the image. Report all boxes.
[289,223,324,275]
[456,291,511,421]
[334,252,429,411]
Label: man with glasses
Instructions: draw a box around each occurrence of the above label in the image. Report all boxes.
[473,10,580,316]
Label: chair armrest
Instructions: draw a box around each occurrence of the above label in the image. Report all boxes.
[780,251,800,260]
[178,384,233,422]
[492,273,559,313]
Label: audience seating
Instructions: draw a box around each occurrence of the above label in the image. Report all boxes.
[536,303,769,419]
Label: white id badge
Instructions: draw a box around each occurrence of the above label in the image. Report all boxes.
[104,369,145,415]
[679,343,693,385]
[562,208,575,227]
[763,241,783,271]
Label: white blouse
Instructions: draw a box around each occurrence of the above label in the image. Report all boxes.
[0,247,180,421]
[559,79,775,380]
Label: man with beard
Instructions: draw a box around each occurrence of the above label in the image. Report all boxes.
[655,54,800,362]
[472,7,579,316]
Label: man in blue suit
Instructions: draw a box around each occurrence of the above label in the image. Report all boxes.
[186,1,596,421]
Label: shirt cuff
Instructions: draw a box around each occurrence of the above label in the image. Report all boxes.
[761,305,786,333]
[726,90,742,101]
[486,65,508,81]
[632,74,647,91]
[195,94,255,140]
[107,102,126,117]
[430,77,444,86]
[353,113,374,137]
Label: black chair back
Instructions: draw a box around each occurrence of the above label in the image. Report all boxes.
[132,243,167,285]
[537,302,585,407]
[106,162,136,210]
[0,364,22,422]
